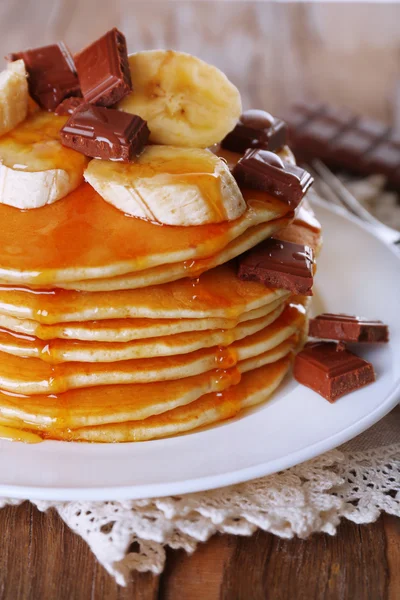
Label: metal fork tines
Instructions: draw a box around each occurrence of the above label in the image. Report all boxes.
[305,159,400,246]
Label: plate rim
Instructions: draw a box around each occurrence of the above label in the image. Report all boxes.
[0,200,399,501]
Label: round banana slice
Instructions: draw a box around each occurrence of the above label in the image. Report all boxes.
[84,145,246,226]
[118,50,242,148]
[0,111,88,209]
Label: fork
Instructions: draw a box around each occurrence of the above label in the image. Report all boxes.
[305,159,400,247]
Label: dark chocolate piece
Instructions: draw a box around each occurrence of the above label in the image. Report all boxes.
[293,341,376,402]
[309,314,389,343]
[55,96,84,116]
[233,148,313,208]
[7,43,80,111]
[238,238,314,295]
[60,104,149,161]
[75,28,132,107]
[221,109,287,153]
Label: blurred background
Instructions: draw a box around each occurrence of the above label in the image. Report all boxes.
[1,0,400,124]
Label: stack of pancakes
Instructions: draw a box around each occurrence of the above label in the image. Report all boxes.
[0,179,321,442]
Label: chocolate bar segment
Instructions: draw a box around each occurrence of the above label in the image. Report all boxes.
[238,238,314,295]
[363,142,400,177]
[293,341,375,402]
[60,104,149,161]
[55,96,84,116]
[329,118,390,171]
[309,314,389,343]
[233,149,313,208]
[290,111,356,161]
[75,28,132,107]
[7,43,80,111]
[285,102,400,188]
[221,109,287,153]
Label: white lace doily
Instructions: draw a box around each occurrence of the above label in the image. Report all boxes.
[1,408,399,586]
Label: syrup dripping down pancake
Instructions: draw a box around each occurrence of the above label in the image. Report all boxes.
[0,303,286,363]
[0,337,298,433]
[0,298,284,342]
[0,263,289,323]
[0,304,305,394]
[0,183,292,286]
[56,359,292,442]
[56,214,292,291]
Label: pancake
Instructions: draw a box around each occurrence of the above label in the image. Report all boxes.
[54,194,319,293]
[0,303,286,363]
[0,304,305,394]
[0,298,284,342]
[57,358,292,442]
[0,337,298,432]
[56,213,292,292]
[0,263,290,323]
[0,183,292,286]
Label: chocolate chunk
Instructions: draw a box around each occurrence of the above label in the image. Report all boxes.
[238,238,314,295]
[60,104,149,161]
[7,43,80,111]
[75,28,132,107]
[55,96,84,116]
[221,109,287,153]
[233,148,313,208]
[293,342,375,402]
[309,314,389,343]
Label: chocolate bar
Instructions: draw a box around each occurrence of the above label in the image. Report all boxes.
[238,238,314,295]
[7,43,80,111]
[309,314,389,343]
[293,341,375,402]
[233,149,313,208]
[221,109,287,153]
[55,96,84,116]
[75,28,132,107]
[284,103,400,188]
[60,104,149,161]
[289,109,356,161]
[329,118,390,171]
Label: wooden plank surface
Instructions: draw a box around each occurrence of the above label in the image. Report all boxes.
[0,503,398,599]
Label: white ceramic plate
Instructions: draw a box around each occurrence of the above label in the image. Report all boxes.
[0,201,399,501]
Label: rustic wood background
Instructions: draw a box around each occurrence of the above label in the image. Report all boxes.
[0,1,399,123]
[0,2,399,598]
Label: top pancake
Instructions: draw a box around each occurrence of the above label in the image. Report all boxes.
[0,183,291,285]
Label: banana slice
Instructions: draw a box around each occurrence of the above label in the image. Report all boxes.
[0,60,28,137]
[118,50,242,148]
[84,145,246,226]
[0,111,88,209]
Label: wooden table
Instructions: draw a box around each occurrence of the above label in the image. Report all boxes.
[0,505,398,599]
